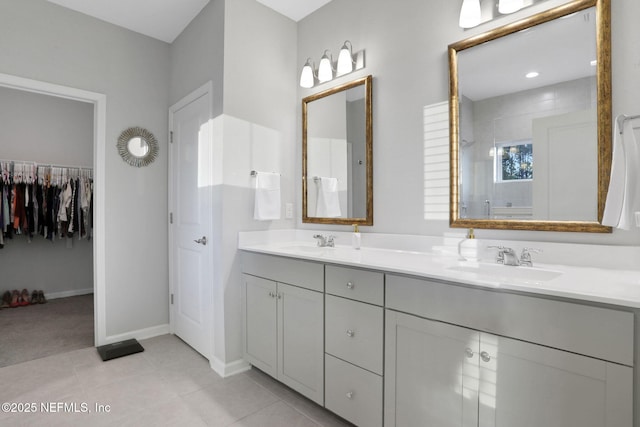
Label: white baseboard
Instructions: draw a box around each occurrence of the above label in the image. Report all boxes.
[47,288,94,300]
[210,356,251,378]
[101,324,170,346]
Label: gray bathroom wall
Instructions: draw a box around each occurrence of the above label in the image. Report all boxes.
[297,0,640,246]
[170,0,297,366]
[0,0,171,337]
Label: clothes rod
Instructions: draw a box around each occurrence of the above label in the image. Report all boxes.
[0,159,92,170]
[616,114,640,134]
[250,170,280,176]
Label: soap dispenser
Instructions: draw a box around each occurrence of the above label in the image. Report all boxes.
[352,224,361,250]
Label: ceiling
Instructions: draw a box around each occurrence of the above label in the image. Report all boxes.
[46,0,332,43]
[458,8,597,101]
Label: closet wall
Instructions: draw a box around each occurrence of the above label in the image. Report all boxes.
[0,86,94,298]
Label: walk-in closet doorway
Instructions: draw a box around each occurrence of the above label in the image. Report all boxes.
[0,73,107,366]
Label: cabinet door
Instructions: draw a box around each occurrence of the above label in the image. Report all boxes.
[385,310,480,427]
[243,274,277,377]
[277,282,325,405]
[479,333,633,427]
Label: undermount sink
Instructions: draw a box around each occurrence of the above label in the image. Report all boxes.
[278,244,336,253]
[447,262,563,284]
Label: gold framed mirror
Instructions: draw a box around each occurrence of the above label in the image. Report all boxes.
[449,0,611,232]
[302,75,373,225]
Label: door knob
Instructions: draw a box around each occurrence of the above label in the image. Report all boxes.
[194,236,207,245]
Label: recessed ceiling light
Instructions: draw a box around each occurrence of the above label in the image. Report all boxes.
[590,60,597,66]
[525,71,539,78]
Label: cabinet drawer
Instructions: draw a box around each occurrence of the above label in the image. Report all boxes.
[241,252,324,292]
[325,295,384,374]
[325,354,383,427]
[325,265,384,305]
[386,274,634,366]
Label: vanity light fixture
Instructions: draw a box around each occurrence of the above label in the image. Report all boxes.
[459,0,482,28]
[300,58,316,89]
[459,0,544,28]
[299,41,365,88]
[498,0,524,14]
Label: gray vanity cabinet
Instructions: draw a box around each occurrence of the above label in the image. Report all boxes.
[384,274,634,427]
[324,265,384,427]
[241,253,325,405]
[241,251,634,426]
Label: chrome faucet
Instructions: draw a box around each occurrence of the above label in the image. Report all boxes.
[519,248,542,267]
[488,245,542,266]
[313,234,336,247]
[488,245,520,266]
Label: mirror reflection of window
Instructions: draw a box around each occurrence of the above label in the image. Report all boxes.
[493,140,533,182]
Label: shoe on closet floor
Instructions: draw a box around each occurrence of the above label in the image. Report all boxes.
[30,290,38,305]
[10,290,20,308]
[0,291,10,309]
[19,289,30,306]
[37,290,47,304]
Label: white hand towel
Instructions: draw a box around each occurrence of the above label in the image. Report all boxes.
[254,172,281,221]
[602,120,640,229]
[316,177,342,218]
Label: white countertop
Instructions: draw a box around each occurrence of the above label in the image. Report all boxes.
[239,238,640,309]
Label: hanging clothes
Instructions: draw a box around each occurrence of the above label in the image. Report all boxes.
[0,161,93,247]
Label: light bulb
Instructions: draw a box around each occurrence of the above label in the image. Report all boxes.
[299,59,314,88]
[499,0,524,14]
[337,42,354,75]
[459,0,481,28]
[318,51,333,83]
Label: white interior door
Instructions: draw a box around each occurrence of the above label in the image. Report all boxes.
[169,83,213,360]
[532,109,597,220]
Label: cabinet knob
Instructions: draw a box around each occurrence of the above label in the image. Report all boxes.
[268,292,274,298]
[346,329,355,337]
[346,282,354,289]
[277,293,282,299]
[346,391,354,399]
[465,348,474,359]
[480,351,491,363]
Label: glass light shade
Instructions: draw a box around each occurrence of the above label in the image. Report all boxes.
[300,61,315,88]
[318,52,333,83]
[499,0,524,14]
[337,43,354,75]
[459,0,481,28]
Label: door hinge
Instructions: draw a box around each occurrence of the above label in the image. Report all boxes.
[170,131,173,144]
[171,294,174,305]
[169,212,173,224]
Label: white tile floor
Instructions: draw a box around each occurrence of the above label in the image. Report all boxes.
[0,334,352,427]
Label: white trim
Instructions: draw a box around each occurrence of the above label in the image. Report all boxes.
[0,72,107,346]
[168,81,215,359]
[104,324,170,345]
[210,357,251,378]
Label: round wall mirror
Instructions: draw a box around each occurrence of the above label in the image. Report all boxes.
[117,127,159,167]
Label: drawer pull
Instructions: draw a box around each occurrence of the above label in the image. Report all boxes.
[346,329,355,337]
[465,348,474,359]
[480,351,491,363]
[346,282,354,289]
[346,391,354,399]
